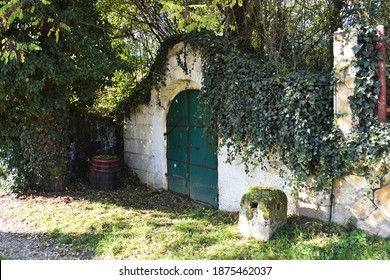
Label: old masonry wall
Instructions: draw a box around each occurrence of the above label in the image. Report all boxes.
[124,33,390,238]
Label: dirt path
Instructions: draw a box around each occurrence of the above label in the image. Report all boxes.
[0,195,93,260]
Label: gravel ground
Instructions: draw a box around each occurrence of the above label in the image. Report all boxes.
[0,175,201,260]
[0,195,93,260]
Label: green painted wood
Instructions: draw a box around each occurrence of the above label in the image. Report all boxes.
[167,92,188,196]
[166,90,218,208]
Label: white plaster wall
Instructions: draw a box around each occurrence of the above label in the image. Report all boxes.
[148,43,203,191]
[217,145,297,213]
[297,183,331,221]
[124,105,154,186]
[124,42,302,213]
[123,36,390,238]
[123,42,326,217]
[124,42,203,190]
[333,28,357,135]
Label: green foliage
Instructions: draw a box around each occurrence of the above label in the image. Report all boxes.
[0,143,28,194]
[344,25,390,184]
[1,0,389,196]
[0,0,120,193]
[117,33,186,115]
[19,107,70,191]
[117,1,388,194]
[129,23,390,193]
[200,47,337,189]
[161,1,223,33]
[0,254,12,260]
[349,25,381,127]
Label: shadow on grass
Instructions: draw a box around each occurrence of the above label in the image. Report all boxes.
[267,216,390,260]
[52,172,201,212]
[25,171,239,227]
[0,230,95,260]
[1,217,389,260]
[2,171,389,260]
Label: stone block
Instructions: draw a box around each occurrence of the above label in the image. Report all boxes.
[297,205,330,221]
[331,204,353,225]
[297,186,331,221]
[125,139,152,156]
[124,124,152,141]
[356,220,377,236]
[333,175,370,205]
[350,197,376,220]
[366,209,388,228]
[383,173,390,186]
[124,152,152,172]
[378,221,390,238]
[238,186,287,241]
[356,210,389,237]
[374,186,390,219]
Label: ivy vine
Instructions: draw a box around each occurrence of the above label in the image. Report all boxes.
[127,27,390,193]
[346,24,390,184]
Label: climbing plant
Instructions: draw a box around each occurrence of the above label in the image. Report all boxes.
[345,24,390,184]
[0,0,120,193]
[129,25,390,193]
[1,0,388,195]
[197,37,344,192]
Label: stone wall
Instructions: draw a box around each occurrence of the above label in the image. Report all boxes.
[333,28,357,135]
[124,42,203,190]
[124,105,153,186]
[331,28,390,238]
[124,36,390,238]
[123,42,294,213]
[332,176,390,237]
[217,146,296,214]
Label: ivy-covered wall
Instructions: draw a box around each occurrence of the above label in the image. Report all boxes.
[124,28,390,238]
[331,27,389,238]
[123,42,295,214]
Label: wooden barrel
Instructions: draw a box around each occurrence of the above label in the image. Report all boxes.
[89,156,121,191]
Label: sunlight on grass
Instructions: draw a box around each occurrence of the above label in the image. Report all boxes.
[2,182,389,260]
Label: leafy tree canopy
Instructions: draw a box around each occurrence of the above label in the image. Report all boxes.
[1,0,390,193]
[0,0,120,192]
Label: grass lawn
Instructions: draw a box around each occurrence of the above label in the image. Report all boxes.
[1,173,389,260]
[0,254,11,260]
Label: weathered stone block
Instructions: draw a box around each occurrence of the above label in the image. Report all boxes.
[297,186,331,221]
[374,186,390,219]
[378,221,390,238]
[238,186,287,241]
[357,209,389,237]
[333,175,371,205]
[350,197,376,220]
[297,205,330,221]
[331,204,353,225]
[333,28,357,135]
[383,173,390,186]
[366,209,388,228]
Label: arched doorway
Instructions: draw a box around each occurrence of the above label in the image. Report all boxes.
[166,90,218,208]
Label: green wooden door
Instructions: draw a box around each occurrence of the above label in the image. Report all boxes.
[166,90,218,208]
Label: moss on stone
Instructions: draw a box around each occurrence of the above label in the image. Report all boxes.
[240,185,287,222]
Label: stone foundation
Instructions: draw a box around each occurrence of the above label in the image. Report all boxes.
[332,175,390,238]
[330,28,390,238]
[124,32,390,239]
